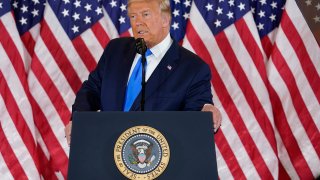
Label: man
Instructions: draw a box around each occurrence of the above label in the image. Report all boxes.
[65,0,221,144]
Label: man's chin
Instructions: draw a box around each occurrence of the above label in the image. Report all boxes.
[134,32,148,38]
[135,35,147,39]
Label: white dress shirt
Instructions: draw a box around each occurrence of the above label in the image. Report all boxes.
[128,33,173,82]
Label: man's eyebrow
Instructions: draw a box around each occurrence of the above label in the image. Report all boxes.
[128,9,151,15]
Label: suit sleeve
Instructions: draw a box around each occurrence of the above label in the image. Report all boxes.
[71,44,110,112]
[182,63,213,111]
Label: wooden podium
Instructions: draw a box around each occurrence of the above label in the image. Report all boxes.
[68,111,218,179]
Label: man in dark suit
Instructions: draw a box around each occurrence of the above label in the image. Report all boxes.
[65,0,221,144]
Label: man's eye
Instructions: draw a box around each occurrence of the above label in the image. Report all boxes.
[143,12,150,17]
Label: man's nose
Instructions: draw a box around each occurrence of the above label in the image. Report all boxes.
[135,15,143,26]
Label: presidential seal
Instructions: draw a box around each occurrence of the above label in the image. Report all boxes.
[114,126,170,180]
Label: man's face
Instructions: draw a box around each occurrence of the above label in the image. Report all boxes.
[128,0,170,48]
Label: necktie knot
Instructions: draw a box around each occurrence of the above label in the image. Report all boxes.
[145,49,152,57]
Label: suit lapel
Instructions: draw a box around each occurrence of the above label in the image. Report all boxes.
[130,41,180,111]
[113,41,136,110]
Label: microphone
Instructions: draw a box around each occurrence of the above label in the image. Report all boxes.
[135,38,147,55]
[135,38,147,111]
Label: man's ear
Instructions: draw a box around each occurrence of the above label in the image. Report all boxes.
[161,14,170,28]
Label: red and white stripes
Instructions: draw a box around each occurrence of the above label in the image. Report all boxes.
[0,4,121,179]
[266,1,320,178]
[183,0,319,179]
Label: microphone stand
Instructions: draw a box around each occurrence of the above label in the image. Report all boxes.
[141,52,146,111]
[135,38,147,111]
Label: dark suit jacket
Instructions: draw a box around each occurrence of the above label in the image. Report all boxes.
[72,37,212,112]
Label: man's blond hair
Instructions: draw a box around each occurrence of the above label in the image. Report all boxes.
[127,0,171,18]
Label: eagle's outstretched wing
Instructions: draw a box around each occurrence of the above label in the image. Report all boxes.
[146,143,153,162]
[131,144,139,160]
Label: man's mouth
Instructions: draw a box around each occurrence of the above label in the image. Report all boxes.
[138,30,148,35]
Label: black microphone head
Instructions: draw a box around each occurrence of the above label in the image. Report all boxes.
[135,38,147,55]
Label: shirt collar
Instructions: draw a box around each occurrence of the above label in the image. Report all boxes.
[149,33,173,59]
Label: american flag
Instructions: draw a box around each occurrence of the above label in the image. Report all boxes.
[183,0,320,179]
[0,0,319,179]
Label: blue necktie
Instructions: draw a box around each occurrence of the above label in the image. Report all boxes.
[123,49,152,111]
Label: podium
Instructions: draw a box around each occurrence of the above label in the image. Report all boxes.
[68,111,218,179]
